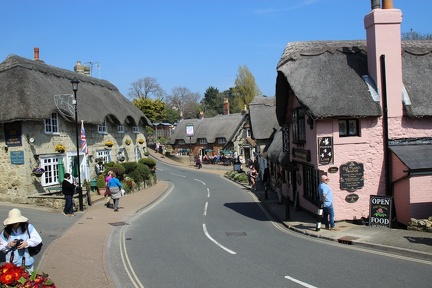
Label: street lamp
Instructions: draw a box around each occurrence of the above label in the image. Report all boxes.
[71,77,83,211]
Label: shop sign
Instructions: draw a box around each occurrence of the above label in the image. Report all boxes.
[10,151,25,165]
[345,193,359,203]
[340,161,364,192]
[369,196,392,228]
[292,148,311,163]
[5,122,22,147]
[282,126,289,152]
[318,137,333,165]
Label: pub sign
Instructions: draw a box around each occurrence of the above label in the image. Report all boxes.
[318,137,333,165]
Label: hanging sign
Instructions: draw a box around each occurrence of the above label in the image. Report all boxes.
[282,126,289,152]
[186,123,194,136]
[318,137,333,165]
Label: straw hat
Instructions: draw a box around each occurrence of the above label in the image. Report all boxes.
[3,208,28,225]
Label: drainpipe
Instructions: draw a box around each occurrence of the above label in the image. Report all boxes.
[380,55,391,196]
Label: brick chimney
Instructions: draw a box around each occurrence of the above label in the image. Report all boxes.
[74,61,91,76]
[364,0,403,118]
[223,98,230,115]
[33,47,44,62]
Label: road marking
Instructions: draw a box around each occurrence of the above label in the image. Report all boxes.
[203,224,236,255]
[194,179,206,185]
[169,172,186,177]
[204,202,208,216]
[207,188,210,197]
[285,276,317,288]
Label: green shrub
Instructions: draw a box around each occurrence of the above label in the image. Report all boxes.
[122,162,138,174]
[104,162,126,177]
[97,174,106,188]
[138,158,156,168]
[129,163,151,184]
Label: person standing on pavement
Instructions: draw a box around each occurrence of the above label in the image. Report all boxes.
[319,175,337,230]
[105,170,113,208]
[62,172,76,216]
[0,208,42,272]
[107,172,122,212]
[249,165,258,190]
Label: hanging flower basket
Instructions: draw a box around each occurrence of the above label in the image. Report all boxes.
[105,140,114,147]
[138,139,144,144]
[32,167,45,177]
[54,143,66,153]
[125,139,131,146]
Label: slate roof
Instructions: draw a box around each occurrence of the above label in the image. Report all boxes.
[390,144,432,171]
[249,96,279,140]
[169,113,246,145]
[276,40,432,120]
[0,55,151,126]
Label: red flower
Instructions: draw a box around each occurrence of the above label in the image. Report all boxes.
[0,262,56,287]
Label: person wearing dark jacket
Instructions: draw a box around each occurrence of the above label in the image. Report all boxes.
[62,173,76,216]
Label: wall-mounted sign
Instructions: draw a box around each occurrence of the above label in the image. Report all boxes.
[282,126,289,152]
[369,196,392,228]
[318,137,333,165]
[345,193,359,203]
[328,167,338,173]
[292,148,311,163]
[4,122,22,147]
[10,151,25,165]
[340,161,364,192]
[186,123,194,137]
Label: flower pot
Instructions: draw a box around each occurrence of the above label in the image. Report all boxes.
[98,188,106,196]
[56,149,65,153]
[33,173,43,177]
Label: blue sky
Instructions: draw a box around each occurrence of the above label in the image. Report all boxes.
[1,0,431,99]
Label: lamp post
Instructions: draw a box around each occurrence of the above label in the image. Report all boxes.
[71,77,83,211]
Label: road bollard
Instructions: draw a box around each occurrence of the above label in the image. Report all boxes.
[316,204,323,231]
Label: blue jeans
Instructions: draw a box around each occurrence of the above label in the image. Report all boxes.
[323,204,335,228]
[64,195,74,214]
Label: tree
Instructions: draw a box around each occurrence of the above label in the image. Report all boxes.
[165,87,201,119]
[132,98,166,123]
[401,30,432,40]
[200,86,225,117]
[128,77,165,100]
[232,65,261,111]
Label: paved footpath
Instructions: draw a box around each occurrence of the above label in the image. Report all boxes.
[38,181,169,287]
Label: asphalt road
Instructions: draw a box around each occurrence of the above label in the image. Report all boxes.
[106,161,432,288]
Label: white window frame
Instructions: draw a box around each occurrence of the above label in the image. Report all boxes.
[96,149,111,163]
[217,137,227,144]
[198,138,207,144]
[118,125,125,133]
[98,120,107,134]
[40,156,60,186]
[133,126,139,134]
[44,113,59,134]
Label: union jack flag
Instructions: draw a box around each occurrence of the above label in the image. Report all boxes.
[81,120,88,155]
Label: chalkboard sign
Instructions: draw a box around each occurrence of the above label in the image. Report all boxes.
[340,161,364,192]
[10,151,25,165]
[369,196,392,228]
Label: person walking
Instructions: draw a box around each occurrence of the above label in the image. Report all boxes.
[319,175,337,230]
[0,208,42,272]
[105,170,113,208]
[250,165,258,190]
[107,172,122,212]
[62,172,76,216]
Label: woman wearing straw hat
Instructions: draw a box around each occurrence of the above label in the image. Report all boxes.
[0,208,42,272]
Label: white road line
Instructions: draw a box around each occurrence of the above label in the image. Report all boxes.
[169,172,186,177]
[194,179,206,185]
[285,276,318,288]
[207,188,210,197]
[203,224,236,255]
[204,202,208,216]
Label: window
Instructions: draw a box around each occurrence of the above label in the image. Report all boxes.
[98,120,107,134]
[217,137,227,144]
[303,165,320,205]
[292,108,306,144]
[198,138,207,144]
[133,126,139,134]
[118,125,125,133]
[44,113,59,134]
[245,128,251,137]
[339,119,359,137]
[40,156,60,186]
[96,150,111,163]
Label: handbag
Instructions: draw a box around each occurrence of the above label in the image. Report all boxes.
[27,225,43,256]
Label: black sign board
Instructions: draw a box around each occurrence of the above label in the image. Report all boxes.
[328,167,338,173]
[282,126,289,152]
[10,151,25,165]
[369,196,392,228]
[345,193,359,203]
[318,137,333,165]
[340,161,364,192]
[4,122,22,147]
[292,148,311,163]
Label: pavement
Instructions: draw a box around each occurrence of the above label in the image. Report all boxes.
[14,150,432,286]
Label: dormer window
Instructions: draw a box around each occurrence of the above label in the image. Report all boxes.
[133,126,139,134]
[217,137,227,144]
[98,120,107,134]
[118,125,125,133]
[44,113,59,134]
[198,138,207,144]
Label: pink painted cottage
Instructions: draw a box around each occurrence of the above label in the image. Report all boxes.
[274,0,432,226]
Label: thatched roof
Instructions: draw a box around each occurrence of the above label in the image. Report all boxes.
[276,40,432,122]
[0,55,151,126]
[169,113,247,145]
[249,96,279,141]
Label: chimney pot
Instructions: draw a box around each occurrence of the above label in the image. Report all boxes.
[34,47,39,60]
[371,0,380,10]
[382,0,393,9]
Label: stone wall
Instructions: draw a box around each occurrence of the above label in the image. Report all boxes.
[407,217,432,233]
